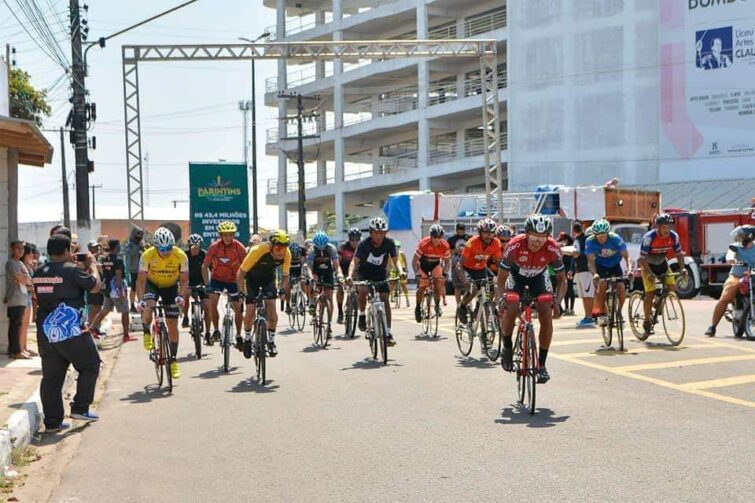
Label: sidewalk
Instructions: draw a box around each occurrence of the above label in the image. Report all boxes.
[0,317,128,466]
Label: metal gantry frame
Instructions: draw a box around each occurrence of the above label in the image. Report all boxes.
[122,40,505,230]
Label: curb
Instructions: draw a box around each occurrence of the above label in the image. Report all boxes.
[0,371,74,467]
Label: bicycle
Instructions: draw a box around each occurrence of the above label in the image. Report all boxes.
[189,286,205,359]
[246,292,269,384]
[731,267,755,340]
[417,285,440,338]
[310,280,333,349]
[353,279,395,365]
[599,276,627,351]
[508,288,538,415]
[218,290,236,373]
[148,303,173,393]
[343,282,358,339]
[455,275,500,361]
[390,277,401,310]
[628,272,686,346]
[288,280,307,332]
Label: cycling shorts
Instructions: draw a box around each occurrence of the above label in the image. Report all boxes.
[504,271,553,300]
[356,271,390,294]
[596,264,624,280]
[143,281,180,319]
[312,268,336,288]
[244,277,278,304]
[209,279,240,301]
[641,262,677,293]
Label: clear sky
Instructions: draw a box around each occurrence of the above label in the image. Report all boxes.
[1,0,281,227]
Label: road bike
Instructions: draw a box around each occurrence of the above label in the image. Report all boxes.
[343,283,358,339]
[417,284,440,338]
[218,290,236,373]
[148,303,173,393]
[599,276,627,351]
[310,280,333,348]
[390,277,401,310]
[730,266,755,340]
[288,280,307,332]
[189,286,205,359]
[354,279,395,365]
[508,288,538,415]
[246,292,269,384]
[628,272,686,346]
[455,274,500,361]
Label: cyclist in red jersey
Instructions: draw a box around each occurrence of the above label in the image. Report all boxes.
[201,221,247,345]
[457,218,502,324]
[496,214,566,384]
[412,224,451,322]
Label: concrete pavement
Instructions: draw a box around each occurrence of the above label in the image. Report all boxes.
[44,298,755,501]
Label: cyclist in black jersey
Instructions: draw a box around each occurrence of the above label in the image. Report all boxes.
[183,234,211,343]
[336,228,361,324]
[284,241,304,314]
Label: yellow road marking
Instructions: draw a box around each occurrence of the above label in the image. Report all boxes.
[550,338,603,347]
[557,343,714,358]
[680,374,755,390]
[703,339,755,354]
[613,354,755,372]
[552,353,755,409]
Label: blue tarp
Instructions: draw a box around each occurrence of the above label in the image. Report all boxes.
[383,194,412,230]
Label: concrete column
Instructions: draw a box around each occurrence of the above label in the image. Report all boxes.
[315,11,326,80]
[334,190,345,239]
[416,2,430,192]
[276,0,288,230]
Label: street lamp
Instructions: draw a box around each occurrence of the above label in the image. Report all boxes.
[239,32,270,235]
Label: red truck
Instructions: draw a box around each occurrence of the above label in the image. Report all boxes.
[667,207,755,298]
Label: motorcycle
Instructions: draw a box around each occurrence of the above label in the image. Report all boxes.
[730,266,755,340]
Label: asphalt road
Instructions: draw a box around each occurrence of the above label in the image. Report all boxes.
[48,298,754,502]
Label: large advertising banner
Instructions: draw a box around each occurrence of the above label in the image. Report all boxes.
[189,162,250,245]
[660,0,755,178]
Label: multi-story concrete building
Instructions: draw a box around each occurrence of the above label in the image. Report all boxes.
[264,0,507,232]
[264,0,755,233]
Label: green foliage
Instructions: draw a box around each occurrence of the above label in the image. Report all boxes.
[9,68,52,126]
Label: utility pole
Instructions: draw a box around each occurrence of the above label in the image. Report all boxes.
[277,92,320,235]
[69,0,91,229]
[89,183,102,220]
[239,100,250,164]
[60,128,70,227]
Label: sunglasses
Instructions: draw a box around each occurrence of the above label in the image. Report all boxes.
[157,245,173,253]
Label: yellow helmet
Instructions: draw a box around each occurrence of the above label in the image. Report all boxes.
[269,229,290,246]
[217,220,237,234]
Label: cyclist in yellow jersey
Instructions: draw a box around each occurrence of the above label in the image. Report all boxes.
[389,241,410,308]
[136,227,189,379]
[236,230,291,357]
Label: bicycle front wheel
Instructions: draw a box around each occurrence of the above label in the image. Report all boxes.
[288,292,298,328]
[377,312,388,365]
[485,302,501,362]
[368,313,378,359]
[345,294,357,339]
[661,293,686,346]
[525,328,537,415]
[152,345,163,387]
[162,329,173,393]
[255,320,267,384]
[455,308,474,357]
[191,309,202,359]
[222,319,232,373]
[628,291,650,341]
[602,293,614,347]
[296,293,307,332]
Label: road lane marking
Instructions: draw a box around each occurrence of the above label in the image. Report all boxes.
[680,374,755,390]
[549,338,603,347]
[556,343,714,358]
[613,354,755,372]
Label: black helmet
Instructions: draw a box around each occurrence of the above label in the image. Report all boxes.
[496,224,513,239]
[348,227,361,240]
[655,213,674,226]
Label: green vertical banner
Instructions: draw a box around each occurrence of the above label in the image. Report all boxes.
[189,162,250,245]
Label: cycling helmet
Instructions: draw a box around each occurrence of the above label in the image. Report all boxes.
[304,239,313,248]
[395,240,402,249]
[250,234,262,245]
[592,219,611,234]
[153,227,175,251]
[188,234,203,247]
[369,217,388,232]
[731,225,755,245]
[217,220,237,234]
[477,218,497,233]
[495,224,512,239]
[313,230,329,249]
[348,228,361,240]
[429,224,445,238]
[655,213,674,226]
[290,242,301,255]
[524,214,553,235]
[270,229,290,246]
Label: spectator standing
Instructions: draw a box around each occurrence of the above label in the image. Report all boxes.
[19,243,39,356]
[5,240,31,359]
[123,228,145,312]
[557,232,576,315]
[33,234,102,430]
[86,241,104,330]
[90,240,134,342]
[571,222,595,327]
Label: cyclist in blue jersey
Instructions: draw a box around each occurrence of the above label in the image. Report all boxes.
[585,219,632,326]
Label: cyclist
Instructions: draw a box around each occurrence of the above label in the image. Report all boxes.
[496,224,513,249]
[283,241,304,315]
[638,213,687,337]
[348,217,403,346]
[182,234,212,344]
[457,218,502,324]
[307,230,343,340]
[496,214,566,384]
[336,228,361,324]
[248,233,263,251]
[705,225,755,336]
[237,229,291,357]
[412,224,450,323]
[448,223,471,305]
[202,221,246,346]
[585,219,632,326]
[390,241,411,308]
[136,227,188,379]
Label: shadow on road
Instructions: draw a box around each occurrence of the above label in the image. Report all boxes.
[177,353,203,363]
[228,378,279,394]
[495,406,570,428]
[339,358,403,371]
[301,344,341,353]
[119,385,173,404]
[193,367,242,379]
[34,423,91,446]
[454,355,496,369]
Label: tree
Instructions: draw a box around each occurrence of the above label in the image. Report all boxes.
[9,68,51,126]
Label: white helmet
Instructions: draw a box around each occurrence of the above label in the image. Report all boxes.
[153,227,175,250]
[369,217,388,232]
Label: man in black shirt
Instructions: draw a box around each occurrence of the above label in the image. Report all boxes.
[33,234,102,430]
[182,234,211,343]
[569,222,596,327]
[446,223,470,302]
[347,217,404,345]
[90,239,133,342]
